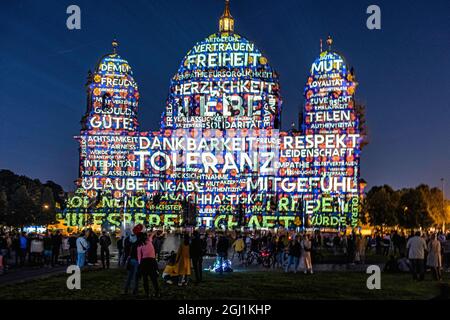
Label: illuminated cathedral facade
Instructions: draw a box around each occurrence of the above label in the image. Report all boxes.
[64,1,365,231]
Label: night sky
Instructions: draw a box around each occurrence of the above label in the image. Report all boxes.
[0,0,449,193]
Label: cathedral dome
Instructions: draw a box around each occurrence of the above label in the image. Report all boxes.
[161,1,282,130]
[308,37,351,77]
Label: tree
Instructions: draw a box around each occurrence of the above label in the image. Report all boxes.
[397,187,434,229]
[417,185,447,226]
[0,189,8,225]
[8,185,38,227]
[37,186,57,225]
[365,185,399,228]
[354,102,369,149]
[44,180,66,209]
[0,170,66,227]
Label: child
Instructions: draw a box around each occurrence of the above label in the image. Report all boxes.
[162,251,179,284]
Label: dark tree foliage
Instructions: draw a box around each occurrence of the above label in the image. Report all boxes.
[365,185,400,228]
[0,170,65,227]
[365,184,448,229]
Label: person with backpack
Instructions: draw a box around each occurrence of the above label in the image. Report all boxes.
[99,231,112,269]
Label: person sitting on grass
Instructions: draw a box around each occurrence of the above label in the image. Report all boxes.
[398,254,412,272]
[162,251,179,285]
[384,255,400,273]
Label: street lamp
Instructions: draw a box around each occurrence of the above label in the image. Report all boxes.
[43,204,50,210]
[441,178,445,232]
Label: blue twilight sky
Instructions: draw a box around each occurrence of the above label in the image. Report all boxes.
[0,0,449,192]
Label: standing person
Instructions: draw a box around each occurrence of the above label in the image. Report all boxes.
[43,232,52,267]
[175,234,191,286]
[406,231,427,281]
[123,231,139,295]
[216,234,229,274]
[332,234,340,255]
[76,230,89,269]
[153,231,163,261]
[117,235,125,266]
[0,233,7,273]
[18,232,28,267]
[392,231,400,256]
[301,235,313,274]
[382,233,391,256]
[87,229,99,266]
[274,235,286,269]
[4,232,12,270]
[375,233,382,255]
[68,233,77,264]
[398,232,407,257]
[347,234,355,263]
[30,235,44,266]
[99,231,112,269]
[443,234,450,272]
[355,235,367,264]
[212,233,217,254]
[244,234,252,252]
[285,236,301,273]
[427,234,442,281]
[51,230,62,267]
[206,234,213,256]
[62,236,70,264]
[190,231,204,284]
[231,235,245,263]
[12,233,19,267]
[137,230,160,298]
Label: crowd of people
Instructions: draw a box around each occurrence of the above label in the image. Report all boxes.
[1,227,449,296]
[119,225,208,298]
[0,228,113,274]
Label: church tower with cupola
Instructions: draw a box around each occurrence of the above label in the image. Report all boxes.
[81,40,140,134]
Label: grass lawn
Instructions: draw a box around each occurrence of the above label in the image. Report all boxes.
[0,268,447,300]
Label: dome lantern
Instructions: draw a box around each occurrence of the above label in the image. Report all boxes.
[326,35,333,50]
[219,0,234,33]
[112,38,119,54]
